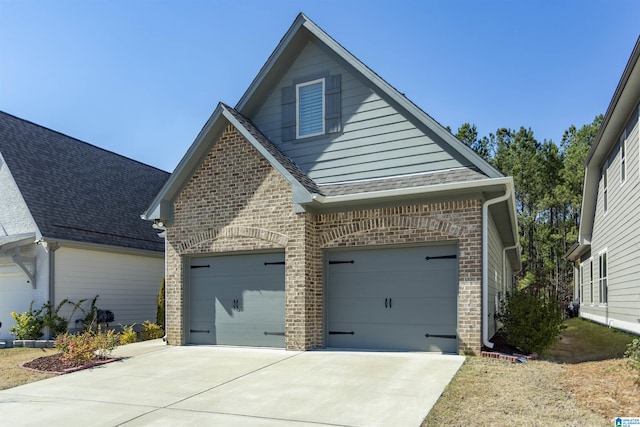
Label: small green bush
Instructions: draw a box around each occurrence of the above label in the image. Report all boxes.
[10,302,45,339]
[625,338,640,383]
[156,277,165,330]
[55,329,119,366]
[55,332,97,365]
[93,329,119,358]
[496,290,565,354]
[119,324,138,345]
[139,320,164,341]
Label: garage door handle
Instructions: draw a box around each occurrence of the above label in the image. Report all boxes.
[385,298,388,308]
[329,331,354,335]
[385,298,392,308]
[389,298,392,308]
[425,333,457,339]
[264,331,285,336]
[190,329,210,333]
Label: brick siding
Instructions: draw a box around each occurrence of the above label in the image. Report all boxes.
[165,124,484,354]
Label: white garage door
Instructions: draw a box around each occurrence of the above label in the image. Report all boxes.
[189,251,285,347]
[327,245,458,352]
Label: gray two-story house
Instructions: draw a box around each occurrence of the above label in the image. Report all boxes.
[567,36,640,335]
[144,14,521,354]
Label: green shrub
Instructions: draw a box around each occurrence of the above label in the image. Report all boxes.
[625,338,640,383]
[496,290,565,354]
[139,320,164,341]
[54,329,119,366]
[119,324,138,345]
[10,301,45,339]
[55,332,97,365]
[156,277,165,330]
[93,329,119,358]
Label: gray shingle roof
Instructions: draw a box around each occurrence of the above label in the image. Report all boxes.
[0,111,169,252]
[319,168,488,197]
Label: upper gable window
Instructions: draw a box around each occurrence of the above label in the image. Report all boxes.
[281,74,341,142]
[296,79,325,138]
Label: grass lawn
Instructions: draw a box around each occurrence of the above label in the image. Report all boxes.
[423,318,639,426]
[0,348,58,390]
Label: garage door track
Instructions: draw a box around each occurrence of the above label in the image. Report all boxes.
[0,341,464,426]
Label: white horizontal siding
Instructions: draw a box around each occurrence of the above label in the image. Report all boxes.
[251,40,475,184]
[54,247,164,329]
[582,106,640,327]
[0,244,49,340]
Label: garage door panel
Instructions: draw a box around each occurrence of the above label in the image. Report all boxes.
[327,245,458,352]
[189,252,285,348]
[328,322,457,353]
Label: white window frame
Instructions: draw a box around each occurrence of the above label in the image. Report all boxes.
[598,250,608,305]
[579,264,584,303]
[589,258,594,305]
[296,78,325,139]
[620,130,627,184]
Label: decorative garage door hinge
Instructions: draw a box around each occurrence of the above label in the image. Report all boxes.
[425,333,457,339]
[425,255,457,261]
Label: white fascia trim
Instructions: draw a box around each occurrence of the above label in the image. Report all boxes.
[313,177,514,205]
[143,105,226,221]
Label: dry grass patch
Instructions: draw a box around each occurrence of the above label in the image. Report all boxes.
[563,359,640,420]
[423,357,606,427]
[424,318,639,426]
[0,348,58,390]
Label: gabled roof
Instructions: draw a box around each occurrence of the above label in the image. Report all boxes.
[236,13,503,180]
[144,103,321,221]
[0,111,169,252]
[146,14,513,223]
[568,36,640,261]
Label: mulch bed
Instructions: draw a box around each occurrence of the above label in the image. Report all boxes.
[481,332,537,362]
[21,353,118,375]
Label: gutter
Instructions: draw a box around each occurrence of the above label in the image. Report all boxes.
[482,182,515,349]
[312,176,514,205]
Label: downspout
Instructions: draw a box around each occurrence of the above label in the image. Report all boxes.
[47,242,60,339]
[482,183,514,349]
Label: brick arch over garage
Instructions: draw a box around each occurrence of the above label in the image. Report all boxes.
[178,226,289,255]
[315,200,484,355]
[319,217,465,248]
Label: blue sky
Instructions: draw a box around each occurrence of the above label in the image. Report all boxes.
[1,1,639,172]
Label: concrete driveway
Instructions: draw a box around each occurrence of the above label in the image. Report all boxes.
[0,340,464,426]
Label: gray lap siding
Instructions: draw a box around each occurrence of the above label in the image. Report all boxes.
[164,124,484,354]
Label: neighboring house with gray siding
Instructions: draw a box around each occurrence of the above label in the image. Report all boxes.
[567,36,640,335]
[144,14,521,355]
[0,112,169,340]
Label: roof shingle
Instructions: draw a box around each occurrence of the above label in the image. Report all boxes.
[0,111,169,252]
